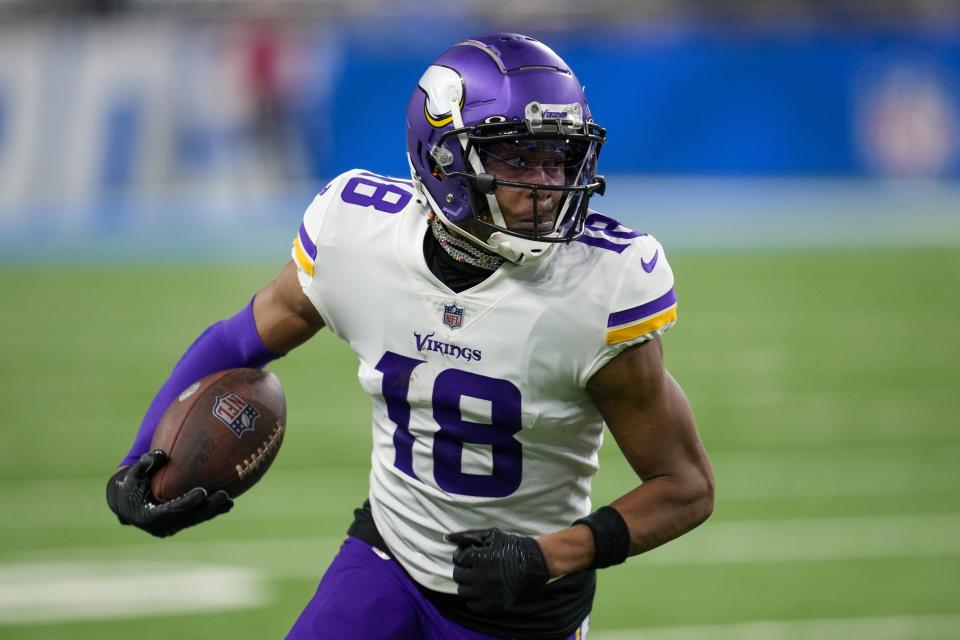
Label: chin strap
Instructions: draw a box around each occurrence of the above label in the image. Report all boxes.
[487,233,551,264]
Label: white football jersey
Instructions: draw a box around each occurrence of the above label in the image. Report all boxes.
[291,169,677,593]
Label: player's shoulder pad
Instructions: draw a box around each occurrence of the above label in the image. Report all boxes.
[603,228,677,348]
[292,169,416,277]
[292,171,353,278]
[299,168,385,234]
[573,211,651,258]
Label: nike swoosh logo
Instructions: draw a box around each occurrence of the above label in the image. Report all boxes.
[641,249,659,273]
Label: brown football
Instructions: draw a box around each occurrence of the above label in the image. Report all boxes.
[150,368,286,502]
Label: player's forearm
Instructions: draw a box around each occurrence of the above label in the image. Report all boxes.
[538,468,713,578]
[611,469,714,556]
[537,523,595,578]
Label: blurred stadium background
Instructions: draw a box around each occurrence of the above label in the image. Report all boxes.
[1,0,959,638]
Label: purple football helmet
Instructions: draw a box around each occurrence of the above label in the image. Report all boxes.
[406,33,606,263]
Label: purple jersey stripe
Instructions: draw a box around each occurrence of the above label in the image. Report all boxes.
[608,287,677,328]
[299,224,317,260]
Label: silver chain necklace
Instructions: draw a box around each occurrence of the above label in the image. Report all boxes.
[430,218,504,271]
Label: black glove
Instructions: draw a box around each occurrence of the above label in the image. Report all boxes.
[106,449,233,538]
[447,528,550,613]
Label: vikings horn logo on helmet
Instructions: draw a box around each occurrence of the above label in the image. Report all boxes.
[419,65,465,128]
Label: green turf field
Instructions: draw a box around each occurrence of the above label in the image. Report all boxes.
[1,248,958,639]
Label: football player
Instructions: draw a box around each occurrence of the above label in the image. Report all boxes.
[107,33,714,639]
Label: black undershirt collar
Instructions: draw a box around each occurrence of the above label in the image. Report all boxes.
[422,222,499,293]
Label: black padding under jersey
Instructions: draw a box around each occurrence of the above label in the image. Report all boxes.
[347,501,594,640]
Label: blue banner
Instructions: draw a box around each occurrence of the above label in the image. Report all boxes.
[315,28,960,179]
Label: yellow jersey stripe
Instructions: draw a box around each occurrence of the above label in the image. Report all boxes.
[293,236,315,277]
[605,305,677,345]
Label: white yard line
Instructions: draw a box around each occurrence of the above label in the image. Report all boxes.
[3,448,957,532]
[589,614,960,640]
[635,513,960,566]
[0,562,265,624]
[6,536,344,580]
[2,512,958,626]
[4,513,960,580]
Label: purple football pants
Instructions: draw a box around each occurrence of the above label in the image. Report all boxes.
[287,536,587,640]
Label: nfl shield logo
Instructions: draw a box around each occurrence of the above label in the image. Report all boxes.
[213,392,260,437]
[443,303,464,329]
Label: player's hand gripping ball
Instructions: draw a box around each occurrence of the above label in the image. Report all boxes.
[106,368,286,538]
[106,449,233,538]
[447,528,550,612]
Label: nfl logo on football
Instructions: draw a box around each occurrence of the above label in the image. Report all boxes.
[442,303,464,329]
[213,392,260,437]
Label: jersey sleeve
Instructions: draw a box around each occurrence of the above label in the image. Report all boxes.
[581,234,678,384]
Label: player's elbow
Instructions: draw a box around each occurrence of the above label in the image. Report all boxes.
[668,459,714,533]
[687,464,715,529]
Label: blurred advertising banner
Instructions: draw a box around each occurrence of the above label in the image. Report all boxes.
[2,23,959,198]
[327,28,960,181]
[0,19,335,210]
[0,20,957,257]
